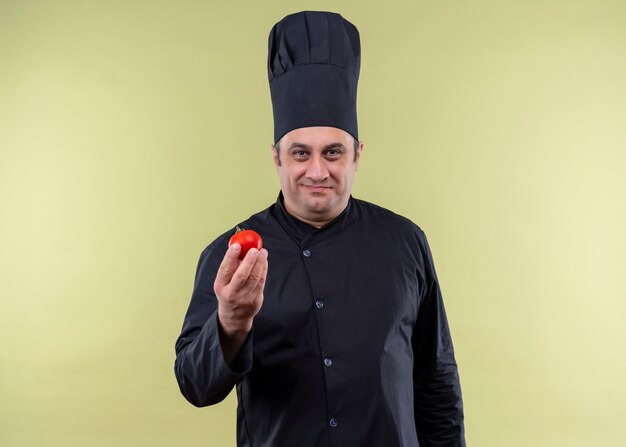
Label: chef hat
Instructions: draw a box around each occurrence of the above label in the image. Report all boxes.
[267,11,361,144]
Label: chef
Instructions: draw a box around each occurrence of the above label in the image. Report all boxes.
[174,10,465,446]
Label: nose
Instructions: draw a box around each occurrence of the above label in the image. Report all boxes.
[305,154,329,182]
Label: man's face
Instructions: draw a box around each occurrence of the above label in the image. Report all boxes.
[272,126,362,226]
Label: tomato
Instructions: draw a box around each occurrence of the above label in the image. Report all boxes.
[228,226,263,260]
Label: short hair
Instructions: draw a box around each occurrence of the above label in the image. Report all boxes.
[274,136,360,166]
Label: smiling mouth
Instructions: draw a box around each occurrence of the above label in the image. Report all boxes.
[303,185,331,192]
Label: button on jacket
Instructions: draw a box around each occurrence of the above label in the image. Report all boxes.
[174,193,465,446]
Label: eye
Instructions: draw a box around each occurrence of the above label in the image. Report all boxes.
[291,149,310,159]
[325,148,343,158]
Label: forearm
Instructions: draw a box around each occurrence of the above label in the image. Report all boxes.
[217,314,253,367]
[414,362,465,446]
[174,312,252,407]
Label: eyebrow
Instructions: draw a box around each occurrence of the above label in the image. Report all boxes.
[288,142,346,151]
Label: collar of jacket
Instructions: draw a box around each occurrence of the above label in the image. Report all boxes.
[271,191,357,246]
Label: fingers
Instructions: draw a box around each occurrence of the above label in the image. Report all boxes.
[214,243,269,292]
[240,248,268,294]
[230,248,268,292]
[214,246,268,334]
[214,243,242,289]
[250,253,268,296]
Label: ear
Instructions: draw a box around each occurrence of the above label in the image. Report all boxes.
[271,144,280,171]
[354,140,364,171]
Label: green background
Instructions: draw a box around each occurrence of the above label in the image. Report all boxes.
[1,1,625,445]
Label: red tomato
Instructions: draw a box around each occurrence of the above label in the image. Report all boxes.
[228,227,263,260]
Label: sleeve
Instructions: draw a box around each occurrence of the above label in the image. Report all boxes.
[173,241,254,407]
[412,229,466,446]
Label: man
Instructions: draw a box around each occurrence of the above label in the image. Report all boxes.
[174,11,465,446]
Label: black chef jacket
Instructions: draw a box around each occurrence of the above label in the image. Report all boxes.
[174,193,465,446]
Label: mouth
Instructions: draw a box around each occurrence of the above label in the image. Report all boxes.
[302,185,331,193]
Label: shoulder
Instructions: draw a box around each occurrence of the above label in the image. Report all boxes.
[351,197,434,262]
[351,198,434,278]
[352,197,426,238]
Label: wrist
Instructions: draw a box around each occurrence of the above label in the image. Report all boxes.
[217,312,253,338]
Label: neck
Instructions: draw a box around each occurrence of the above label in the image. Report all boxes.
[282,203,331,228]
[282,198,349,229]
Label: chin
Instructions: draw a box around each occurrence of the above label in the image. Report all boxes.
[307,201,338,216]
[303,203,328,214]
